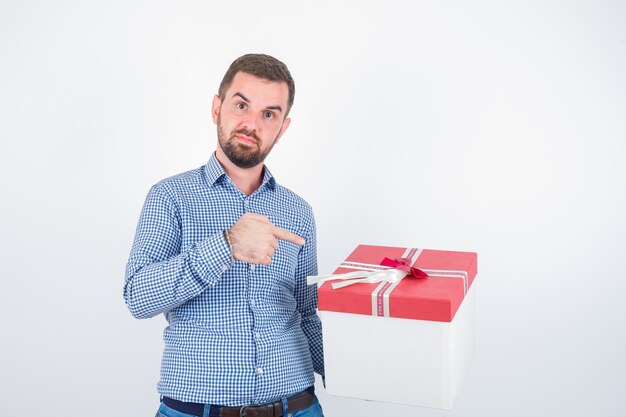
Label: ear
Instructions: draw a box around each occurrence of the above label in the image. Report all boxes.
[211,95,222,124]
[274,117,291,145]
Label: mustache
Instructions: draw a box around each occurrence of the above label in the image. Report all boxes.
[232,128,260,143]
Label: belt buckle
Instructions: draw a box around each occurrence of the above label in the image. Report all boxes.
[239,402,277,417]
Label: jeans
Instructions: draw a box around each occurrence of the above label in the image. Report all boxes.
[156,395,324,417]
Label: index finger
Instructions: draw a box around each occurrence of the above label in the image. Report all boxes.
[272,226,305,246]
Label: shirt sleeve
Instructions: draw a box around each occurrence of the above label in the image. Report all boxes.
[293,212,325,378]
[123,183,232,319]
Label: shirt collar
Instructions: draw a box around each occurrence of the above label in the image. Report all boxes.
[204,153,276,191]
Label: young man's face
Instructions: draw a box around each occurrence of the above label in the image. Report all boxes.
[212,71,291,169]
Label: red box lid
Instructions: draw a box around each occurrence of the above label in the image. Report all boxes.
[317,245,477,322]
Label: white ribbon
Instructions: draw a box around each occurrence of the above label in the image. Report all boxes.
[307,268,408,289]
[308,265,469,295]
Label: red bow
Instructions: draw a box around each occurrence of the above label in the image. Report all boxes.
[380,257,429,278]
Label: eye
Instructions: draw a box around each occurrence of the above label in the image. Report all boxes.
[264,111,275,119]
[236,102,247,110]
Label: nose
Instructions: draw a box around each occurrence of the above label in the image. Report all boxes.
[240,112,261,134]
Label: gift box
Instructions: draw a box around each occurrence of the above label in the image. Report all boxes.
[312,245,478,409]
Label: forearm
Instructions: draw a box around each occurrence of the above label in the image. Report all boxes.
[124,231,232,319]
[301,308,325,377]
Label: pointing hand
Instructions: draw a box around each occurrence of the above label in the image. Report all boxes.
[227,213,305,265]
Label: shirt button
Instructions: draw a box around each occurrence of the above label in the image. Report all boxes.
[255,332,261,339]
[250,264,255,271]
[244,200,250,208]
[257,367,264,374]
[221,264,229,272]
[249,299,256,307]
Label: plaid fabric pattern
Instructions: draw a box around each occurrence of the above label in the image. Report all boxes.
[124,154,324,405]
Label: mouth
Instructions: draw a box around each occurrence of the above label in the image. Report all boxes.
[233,133,258,146]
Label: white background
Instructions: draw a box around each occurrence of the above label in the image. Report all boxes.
[1,1,625,416]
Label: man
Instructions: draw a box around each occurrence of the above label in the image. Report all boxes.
[124,54,324,417]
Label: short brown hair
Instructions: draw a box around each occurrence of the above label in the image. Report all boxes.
[218,54,295,116]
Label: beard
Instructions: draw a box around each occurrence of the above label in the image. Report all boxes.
[217,115,277,169]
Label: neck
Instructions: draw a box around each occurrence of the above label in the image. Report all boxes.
[215,148,264,196]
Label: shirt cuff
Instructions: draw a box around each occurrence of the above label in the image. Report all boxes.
[194,231,234,285]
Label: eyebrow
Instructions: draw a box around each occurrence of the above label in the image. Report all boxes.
[232,92,283,114]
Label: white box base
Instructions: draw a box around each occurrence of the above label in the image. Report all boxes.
[319,282,476,409]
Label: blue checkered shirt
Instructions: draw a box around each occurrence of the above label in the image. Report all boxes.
[124,154,324,405]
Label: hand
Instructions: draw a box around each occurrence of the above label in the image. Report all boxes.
[227,213,305,265]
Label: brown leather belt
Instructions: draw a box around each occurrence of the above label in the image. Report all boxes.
[162,386,315,417]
